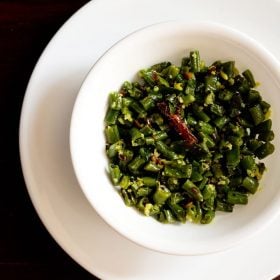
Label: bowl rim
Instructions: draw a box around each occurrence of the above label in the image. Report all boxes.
[70,20,280,256]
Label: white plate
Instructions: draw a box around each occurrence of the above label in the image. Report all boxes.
[19,0,280,279]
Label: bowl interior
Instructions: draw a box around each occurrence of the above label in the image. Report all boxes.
[70,21,280,255]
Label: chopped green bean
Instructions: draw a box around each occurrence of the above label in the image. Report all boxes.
[210,104,224,116]
[201,210,215,224]
[205,75,220,92]
[242,69,256,88]
[190,170,203,182]
[105,125,120,144]
[107,140,124,158]
[182,180,203,201]
[218,90,233,101]
[153,131,168,141]
[159,209,176,223]
[180,93,196,106]
[140,96,155,111]
[168,200,186,223]
[153,185,171,205]
[142,177,157,187]
[227,191,248,205]
[249,104,264,125]
[242,176,259,194]
[216,201,233,212]
[202,184,216,210]
[128,156,146,173]
[186,202,202,223]
[129,100,147,118]
[119,175,130,189]
[105,108,119,125]
[221,61,235,78]
[104,49,274,225]
[144,161,162,172]
[130,128,145,146]
[260,100,271,113]
[254,119,272,134]
[226,146,240,168]
[136,187,152,197]
[193,104,211,122]
[120,189,136,206]
[241,155,256,171]
[155,141,179,160]
[213,116,229,129]
[247,139,263,152]
[247,89,261,104]
[164,164,192,178]
[109,92,122,110]
[258,130,274,142]
[109,164,122,185]
[197,121,215,135]
[143,203,160,216]
[190,50,201,73]
[119,149,134,168]
[255,142,275,159]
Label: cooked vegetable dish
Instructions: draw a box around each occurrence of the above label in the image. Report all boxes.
[105,50,274,224]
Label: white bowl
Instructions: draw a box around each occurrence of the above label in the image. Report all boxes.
[70,21,280,255]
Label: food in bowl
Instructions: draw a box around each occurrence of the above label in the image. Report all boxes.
[71,21,280,255]
[105,50,275,224]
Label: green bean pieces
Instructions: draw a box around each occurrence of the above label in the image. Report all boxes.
[105,50,275,224]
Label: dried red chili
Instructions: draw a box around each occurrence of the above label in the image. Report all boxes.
[157,101,198,146]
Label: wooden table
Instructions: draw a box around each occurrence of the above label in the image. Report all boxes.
[1,1,279,279]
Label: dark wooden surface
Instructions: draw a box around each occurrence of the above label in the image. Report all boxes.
[0,1,97,279]
[1,0,280,279]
